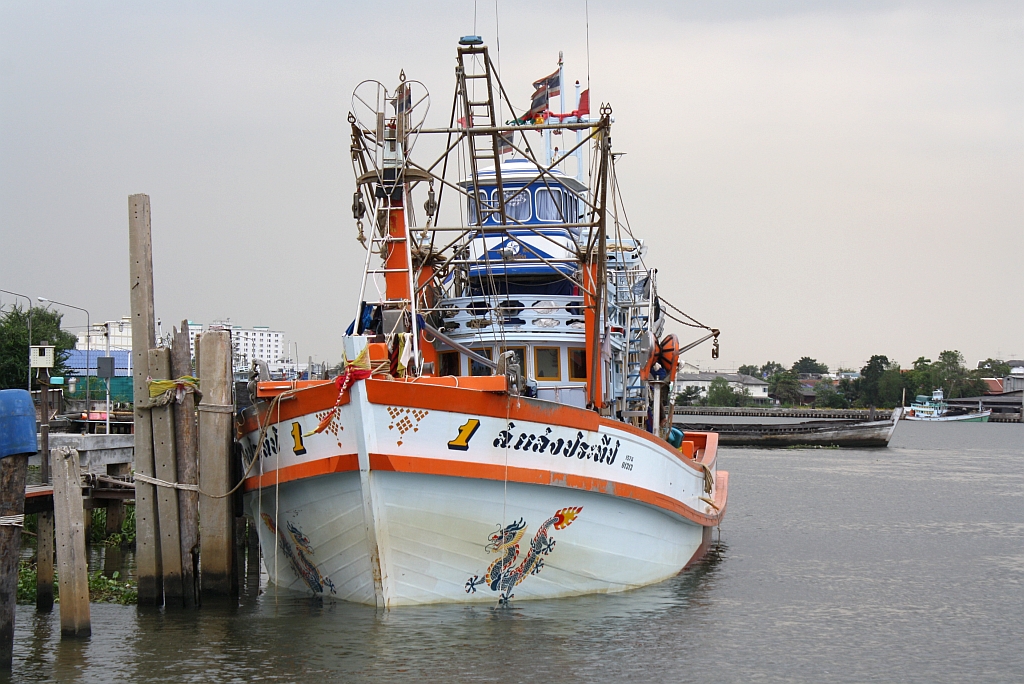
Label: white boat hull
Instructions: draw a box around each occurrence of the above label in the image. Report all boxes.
[905,410,991,422]
[246,471,712,605]
[239,378,726,606]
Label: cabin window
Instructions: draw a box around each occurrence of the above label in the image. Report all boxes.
[569,348,587,381]
[467,190,489,225]
[438,351,460,377]
[534,347,561,380]
[535,188,564,222]
[469,347,493,376]
[496,188,532,222]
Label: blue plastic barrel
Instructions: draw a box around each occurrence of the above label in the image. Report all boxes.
[667,426,684,449]
[0,389,38,459]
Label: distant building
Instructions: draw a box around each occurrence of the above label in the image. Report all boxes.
[74,317,289,373]
[674,370,770,404]
[76,317,134,352]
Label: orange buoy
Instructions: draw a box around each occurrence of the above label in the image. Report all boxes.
[641,334,680,381]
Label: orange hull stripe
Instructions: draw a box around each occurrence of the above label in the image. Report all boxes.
[368,453,727,526]
[242,452,728,526]
[242,454,358,491]
[238,381,351,435]
[239,380,718,477]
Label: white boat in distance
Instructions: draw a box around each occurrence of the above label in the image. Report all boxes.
[237,39,727,607]
[905,389,991,422]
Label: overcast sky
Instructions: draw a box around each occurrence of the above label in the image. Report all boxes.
[2,1,1021,372]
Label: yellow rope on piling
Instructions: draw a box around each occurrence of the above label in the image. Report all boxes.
[138,375,202,409]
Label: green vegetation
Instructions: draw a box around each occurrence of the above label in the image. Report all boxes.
[978,358,1011,377]
[17,506,138,605]
[704,377,752,407]
[0,304,79,389]
[768,371,802,406]
[17,559,137,605]
[89,505,137,548]
[791,357,829,375]
[674,386,702,406]
[813,379,849,408]
[744,350,995,409]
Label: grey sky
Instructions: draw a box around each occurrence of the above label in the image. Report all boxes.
[2,1,1021,372]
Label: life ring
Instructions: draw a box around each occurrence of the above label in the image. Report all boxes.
[641,334,680,381]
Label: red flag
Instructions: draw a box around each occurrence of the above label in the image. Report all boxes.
[576,89,590,117]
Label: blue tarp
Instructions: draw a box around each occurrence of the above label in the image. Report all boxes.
[0,389,37,458]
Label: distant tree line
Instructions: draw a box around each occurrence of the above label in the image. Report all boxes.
[727,351,995,409]
[0,305,78,389]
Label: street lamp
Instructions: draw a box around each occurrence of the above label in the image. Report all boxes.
[38,297,91,420]
[0,288,32,392]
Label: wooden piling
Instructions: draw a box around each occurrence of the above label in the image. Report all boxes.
[51,448,90,638]
[198,331,236,597]
[0,454,29,669]
[148,348,184,606]
[104,464,130,536]
[36,511,55,611]
[170,322,200,607]
[36,382,54,612]
[129,193,162,605]
[2,389,36,669]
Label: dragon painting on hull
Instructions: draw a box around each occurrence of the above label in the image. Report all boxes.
[466,506,583,603]
[261,513,337,596]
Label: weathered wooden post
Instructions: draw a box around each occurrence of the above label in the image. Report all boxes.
[51,447,90,638]
[171,322,199,607]
[0,389,37,670]
[149,348,183,606]
[198,331,236,597]
[129,193,162,605]
[36,383,54,612]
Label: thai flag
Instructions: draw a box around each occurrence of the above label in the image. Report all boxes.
[527,69,560,118]
[527,88,549,117]
[532,70,561,97]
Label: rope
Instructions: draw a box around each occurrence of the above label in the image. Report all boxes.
[130,391,288,500]
[197,403,234,414]
[303,346,373,437]
[0,514,25,527]
[134,472,199,492]
[137,375,203,409]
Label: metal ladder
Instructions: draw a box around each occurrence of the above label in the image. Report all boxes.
[352,88,421,366]
[616,267,655,421]
[456,45,507,226]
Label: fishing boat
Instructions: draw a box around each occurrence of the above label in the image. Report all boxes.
[237,39,727,606]
[675,408,903,447]
[905,389,991,422]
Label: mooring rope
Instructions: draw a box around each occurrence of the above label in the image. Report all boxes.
[0,514,25,527]
[133,391,288,500]
[133,473,199,492]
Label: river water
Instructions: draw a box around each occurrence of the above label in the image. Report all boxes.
[7,421,1023,682]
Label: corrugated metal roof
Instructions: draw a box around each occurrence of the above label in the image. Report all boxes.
[63,349,132,376]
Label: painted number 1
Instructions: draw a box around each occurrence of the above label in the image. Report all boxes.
[448,418,481,451]
[291,422,307,455]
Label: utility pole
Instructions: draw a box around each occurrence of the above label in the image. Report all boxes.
[38,298,90,423]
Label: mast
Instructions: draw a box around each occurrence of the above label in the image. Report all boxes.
[586,107,612,411]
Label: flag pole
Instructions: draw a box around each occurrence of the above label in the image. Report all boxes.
[575,80,584,183]
[558,51,565,124]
